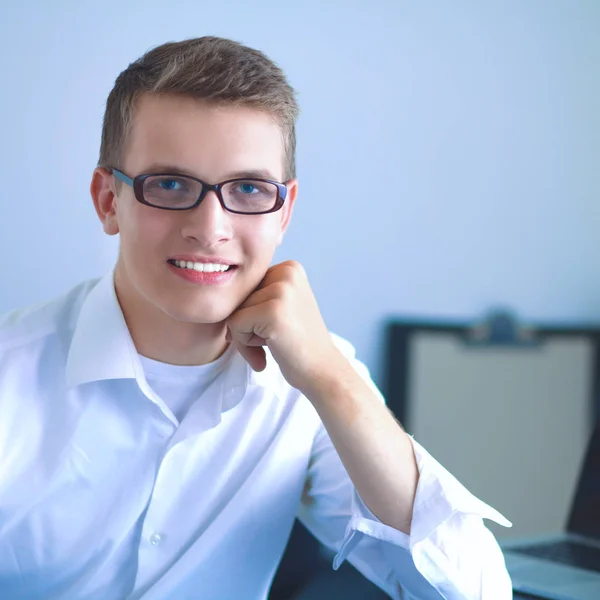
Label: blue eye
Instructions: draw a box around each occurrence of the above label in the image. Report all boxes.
[159,179,180,191]
[239,183,258,194]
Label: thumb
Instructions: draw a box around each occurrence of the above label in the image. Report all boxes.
[235,343,267,372]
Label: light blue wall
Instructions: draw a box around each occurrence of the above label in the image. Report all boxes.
[1,1,599,378]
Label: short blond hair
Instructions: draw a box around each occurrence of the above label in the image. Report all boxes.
[98,36,299,180]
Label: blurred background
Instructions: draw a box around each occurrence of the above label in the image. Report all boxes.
[1,0,599,596]
[2,0,599,377]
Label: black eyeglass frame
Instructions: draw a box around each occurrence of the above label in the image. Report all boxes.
[110,168,288,215]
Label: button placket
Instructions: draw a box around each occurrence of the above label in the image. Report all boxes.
[139,441,187,554]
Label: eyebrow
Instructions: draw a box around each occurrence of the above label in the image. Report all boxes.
[142,163,280,182]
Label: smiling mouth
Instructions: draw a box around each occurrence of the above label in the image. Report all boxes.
[167,259,236,273]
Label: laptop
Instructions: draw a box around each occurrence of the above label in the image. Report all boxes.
[503,419,600,600]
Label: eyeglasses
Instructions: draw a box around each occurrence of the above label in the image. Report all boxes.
[110,168,288,215]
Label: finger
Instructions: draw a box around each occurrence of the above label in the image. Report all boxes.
[237,262,306,311]
[227,303,277,343]
[236,281,279,310]
[226,326,266,347]
[259,260,304,288]
[235,343,267,372]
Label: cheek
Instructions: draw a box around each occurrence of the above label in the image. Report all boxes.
[240,219,282,262]
[119,204,170,251]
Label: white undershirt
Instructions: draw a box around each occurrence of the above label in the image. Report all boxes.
[139,347,232,422]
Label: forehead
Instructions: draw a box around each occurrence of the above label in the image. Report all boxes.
[124,94,285,180]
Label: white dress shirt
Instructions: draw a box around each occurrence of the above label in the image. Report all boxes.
[0,270,513,599]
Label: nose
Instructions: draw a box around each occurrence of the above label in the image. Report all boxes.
[179,189,233,247]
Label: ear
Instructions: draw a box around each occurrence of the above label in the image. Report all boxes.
[90,167,120,236]
[276,179,298,246]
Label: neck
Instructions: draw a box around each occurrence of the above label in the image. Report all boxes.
[114,267,229,367]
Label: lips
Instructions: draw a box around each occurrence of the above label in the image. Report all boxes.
[166,260,237,285]
[168,259,233,273]
[168,255,237,265]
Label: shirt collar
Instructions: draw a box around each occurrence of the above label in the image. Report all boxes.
[66,269,140,387]
[65,269,270,414]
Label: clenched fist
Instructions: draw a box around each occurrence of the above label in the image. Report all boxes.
[225,260,343,396]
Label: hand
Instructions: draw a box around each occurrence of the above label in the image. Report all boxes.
[225,260,341,395]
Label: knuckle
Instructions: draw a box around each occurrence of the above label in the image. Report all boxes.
[271,281,290,301]
[277,260,300,277]
[286,260,304,277]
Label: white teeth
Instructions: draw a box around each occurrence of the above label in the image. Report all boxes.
[173,260,231,273]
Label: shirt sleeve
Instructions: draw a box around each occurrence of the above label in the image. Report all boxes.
[296,336,513,600]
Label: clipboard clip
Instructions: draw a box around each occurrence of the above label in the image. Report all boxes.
[462,309,539,348]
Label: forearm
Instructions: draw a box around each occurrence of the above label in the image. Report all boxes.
[303,350,419,535]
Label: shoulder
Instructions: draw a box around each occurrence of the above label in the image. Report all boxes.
[0,278,100,354]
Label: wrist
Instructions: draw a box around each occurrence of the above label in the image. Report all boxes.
[299,347,359,407]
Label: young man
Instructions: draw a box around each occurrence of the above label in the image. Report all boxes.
[0,37,511,599]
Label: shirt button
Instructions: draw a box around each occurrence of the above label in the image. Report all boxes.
[149,533,163,546]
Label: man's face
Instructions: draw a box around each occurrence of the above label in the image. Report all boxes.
[99,94,296,326]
